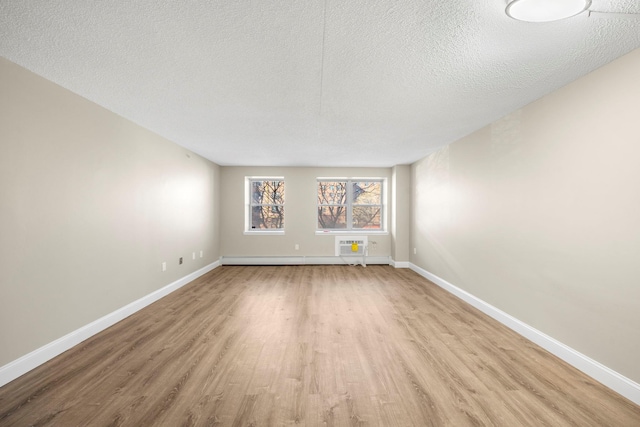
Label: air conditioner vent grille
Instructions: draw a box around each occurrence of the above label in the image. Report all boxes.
[335,236,368,257]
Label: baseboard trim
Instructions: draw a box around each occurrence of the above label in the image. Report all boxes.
[0,260,220,388]
[390,260,410,268]
[221,256,391,266]
[408,263,640,405]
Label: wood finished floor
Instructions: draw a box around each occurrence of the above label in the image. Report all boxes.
[0,265,639,426]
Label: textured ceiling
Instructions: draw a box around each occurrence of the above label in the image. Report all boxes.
[1,1,639,167]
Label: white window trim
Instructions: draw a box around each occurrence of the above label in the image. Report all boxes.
[316,177,387,233]
[244,230,285,236]
[245,176,285,234]
[315,230,388,236]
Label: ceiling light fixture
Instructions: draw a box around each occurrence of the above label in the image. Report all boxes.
[506,0,592,22]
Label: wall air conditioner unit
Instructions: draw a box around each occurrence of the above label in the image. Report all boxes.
[335,236,368,257]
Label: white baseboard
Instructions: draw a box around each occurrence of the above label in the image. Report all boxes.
[0,261,220,388]
[390,260,410,268]
[409,263,640,406]
[221,256,391,266]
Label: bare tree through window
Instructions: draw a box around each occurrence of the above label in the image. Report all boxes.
[352,181,382,229]
[317,180,382,230]
[317,181,347,228]
[250,179,284,229]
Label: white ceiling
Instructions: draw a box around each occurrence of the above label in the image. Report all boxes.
[1,1,639,167]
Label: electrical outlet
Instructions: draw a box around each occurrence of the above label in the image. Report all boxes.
[200,250,203,258]
[413,248,417,255]
[179,257,183,265]
[295,244,299,250]
[162,262,166,272]
[192,252,196,260]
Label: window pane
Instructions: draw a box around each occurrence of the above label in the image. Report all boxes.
[317,206,346,229]
[352,181,381,204]
[251,205,284,229]
[352,206,381,229]
[252,180,284,205]
[318,181,347,205]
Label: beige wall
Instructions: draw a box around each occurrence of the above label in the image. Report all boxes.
[220,167,392,258]
[391,165,411,263]
[0,58,221,366]
[411,49,640,382]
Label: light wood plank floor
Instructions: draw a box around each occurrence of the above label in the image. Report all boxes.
[1,265,638,426]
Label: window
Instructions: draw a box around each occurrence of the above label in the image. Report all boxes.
[246,178,284,232]
[317,179,384,231]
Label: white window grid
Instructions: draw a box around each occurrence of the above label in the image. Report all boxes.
[316,178,384,231]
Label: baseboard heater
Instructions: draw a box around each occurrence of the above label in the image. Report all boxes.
[220,255,390,266]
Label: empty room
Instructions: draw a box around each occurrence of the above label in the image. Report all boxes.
[1,1,639,426]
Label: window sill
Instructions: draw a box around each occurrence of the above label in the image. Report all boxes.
[244,230,285,236]
[315,230,388,235]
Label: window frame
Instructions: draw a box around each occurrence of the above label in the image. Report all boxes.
[244,177,285,235]
[316,178,386,234]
